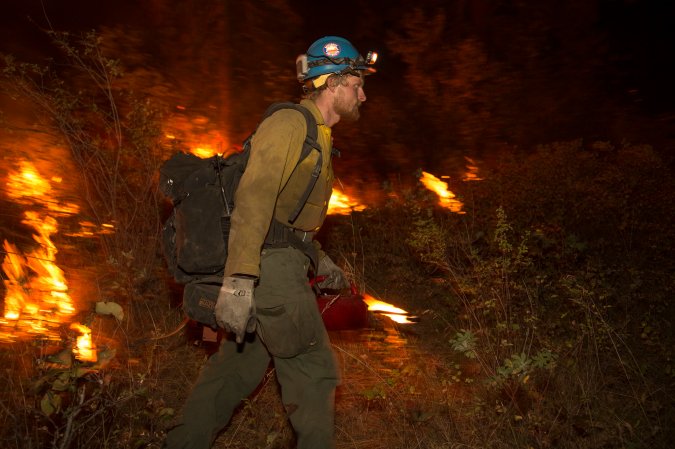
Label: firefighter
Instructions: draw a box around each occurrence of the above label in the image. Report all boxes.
[163,36,377,449]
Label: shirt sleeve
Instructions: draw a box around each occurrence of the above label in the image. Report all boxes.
[224,109,306,277]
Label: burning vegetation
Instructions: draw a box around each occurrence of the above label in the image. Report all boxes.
[0,160,105,360]
[1,161,78,341]
[419,171,465,214]
[327,186,367,215]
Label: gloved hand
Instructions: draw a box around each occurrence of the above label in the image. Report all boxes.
[316,254,349,290]
[215,276,256,343]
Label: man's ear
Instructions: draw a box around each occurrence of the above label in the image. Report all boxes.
[326,75,340,92]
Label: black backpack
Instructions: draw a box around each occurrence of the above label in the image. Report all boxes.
[159,103,323,326]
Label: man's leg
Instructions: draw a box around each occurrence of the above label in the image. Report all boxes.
[255,246,340,449]
[274,324,339,449]
[164,333,271,449]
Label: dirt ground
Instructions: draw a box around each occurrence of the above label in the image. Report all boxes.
[156,311,470,449]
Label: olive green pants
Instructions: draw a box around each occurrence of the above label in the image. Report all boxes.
[164,247,338,449]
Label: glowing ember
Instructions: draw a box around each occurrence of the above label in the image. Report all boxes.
[419,171,465,214]
[327,187,367,215]
[362,293,415,324]
[70,323,97,362]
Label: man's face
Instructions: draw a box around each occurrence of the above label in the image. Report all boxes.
[333,74,366,122]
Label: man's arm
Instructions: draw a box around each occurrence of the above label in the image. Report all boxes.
[224,109,307,277]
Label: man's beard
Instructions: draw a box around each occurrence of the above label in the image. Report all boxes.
[334,95,361,122]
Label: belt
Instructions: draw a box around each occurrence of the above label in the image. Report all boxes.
[291,228,315,243]
[264,219,318,268]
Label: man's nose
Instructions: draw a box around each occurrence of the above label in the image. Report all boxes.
[358,88,366,102]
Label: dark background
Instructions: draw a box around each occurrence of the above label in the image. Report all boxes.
[2,0,674,187]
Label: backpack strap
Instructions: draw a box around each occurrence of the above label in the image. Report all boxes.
[261,102,324,224]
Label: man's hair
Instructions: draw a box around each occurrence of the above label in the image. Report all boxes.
[302,73,351,100]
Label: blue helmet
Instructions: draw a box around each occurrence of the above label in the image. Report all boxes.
[296,36,377,87]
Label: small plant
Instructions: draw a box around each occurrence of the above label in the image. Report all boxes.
[489,349,556,386]
[449,329,477,359]
[406,203,451,273]
[36,346,117,418]
[31,334,117,449]
[361,384,387,401]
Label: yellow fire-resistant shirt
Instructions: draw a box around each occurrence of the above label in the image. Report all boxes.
[224,99,334,278]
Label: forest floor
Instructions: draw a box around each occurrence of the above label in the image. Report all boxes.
[154,305,472,449]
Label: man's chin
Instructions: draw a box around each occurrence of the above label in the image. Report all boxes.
[340,108,360,122]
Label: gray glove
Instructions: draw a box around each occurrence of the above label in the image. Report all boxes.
[316,255,349,290]
[215,276,256,343]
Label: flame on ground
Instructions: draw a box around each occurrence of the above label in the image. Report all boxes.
[362,293,415,324]
[1,159,109,364]
[164,106,230,159]
[327,187,367,215]
[70,323,97,362]
[419,171,465,214]
[65,221,115,238]
[1,161,78,342]
[191,145,220,159]
[463,157,483,181]
[1,214,75,341]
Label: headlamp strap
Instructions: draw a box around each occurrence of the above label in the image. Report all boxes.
[306,55,365,69]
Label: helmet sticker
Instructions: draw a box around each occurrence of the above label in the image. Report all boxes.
[323,42,341,57]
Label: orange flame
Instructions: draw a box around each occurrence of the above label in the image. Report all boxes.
[327,187,367,215]
[462,157,483,181]
[191,145,219,159]
[65,220,115,238]
[163,107,230,159]
[1,161,77,342]
[362,293,415,324]
[70,323,97,362]
[419,171,465,214]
